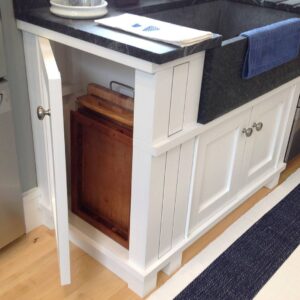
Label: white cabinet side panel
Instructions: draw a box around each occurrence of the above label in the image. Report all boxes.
[134,69,173,145]
[172,139,195,246]
[183,53,205,126]
[168,63,189,136]
[130,149,166,268]
[159,146,181,257]
[277,84,300,163]
[130,68,174,269]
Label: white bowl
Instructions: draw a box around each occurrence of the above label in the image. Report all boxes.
[65,0,103,6]
[50,0,108,19]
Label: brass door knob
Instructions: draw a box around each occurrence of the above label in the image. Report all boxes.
[253,122,263,131]
[37,106,51,120]
[242,127,253,137]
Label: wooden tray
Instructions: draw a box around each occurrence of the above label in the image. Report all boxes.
[71,83,134,248]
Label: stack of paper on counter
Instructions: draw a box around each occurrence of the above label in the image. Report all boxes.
[95,13,213,47]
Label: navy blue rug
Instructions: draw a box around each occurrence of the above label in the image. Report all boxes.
[175,184,300,300]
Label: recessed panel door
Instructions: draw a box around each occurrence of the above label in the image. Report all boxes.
[188,109,251,234]
[241,85,297,188]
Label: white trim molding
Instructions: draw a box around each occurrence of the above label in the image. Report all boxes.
[22,187,53,232]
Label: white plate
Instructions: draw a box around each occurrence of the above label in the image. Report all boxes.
[50,0,108,19]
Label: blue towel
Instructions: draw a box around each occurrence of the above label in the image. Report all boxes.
[240,18,300,79]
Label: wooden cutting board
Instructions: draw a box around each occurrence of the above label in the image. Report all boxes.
[78,83,134,127]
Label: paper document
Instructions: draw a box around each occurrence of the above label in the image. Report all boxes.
[95,13,213,47]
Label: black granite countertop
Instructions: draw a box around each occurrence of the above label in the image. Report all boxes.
[13,0,300,64]
[13,0,222,64]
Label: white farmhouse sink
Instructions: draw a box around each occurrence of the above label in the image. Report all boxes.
[50,0,108,19]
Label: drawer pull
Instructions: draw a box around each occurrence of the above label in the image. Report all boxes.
[37,106,51,120]
[253,122,263,131]
[242,127,253,137]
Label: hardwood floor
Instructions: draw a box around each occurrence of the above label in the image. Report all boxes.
[1,155,300,300]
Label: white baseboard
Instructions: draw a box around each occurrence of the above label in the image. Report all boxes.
[22,187,53,232]
[22,188,43,233]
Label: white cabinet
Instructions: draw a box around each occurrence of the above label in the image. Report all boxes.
[241,87,294,188]
[20,22,206,296]
[188,109,250,233]
[188,83,299,234]
[19,20,300,297]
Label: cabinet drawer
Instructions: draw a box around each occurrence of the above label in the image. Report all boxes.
[71,110,133,248]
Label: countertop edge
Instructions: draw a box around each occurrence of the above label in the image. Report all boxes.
[15,7,222,65]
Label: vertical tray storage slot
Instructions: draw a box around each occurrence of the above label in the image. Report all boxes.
[71,83,134,248]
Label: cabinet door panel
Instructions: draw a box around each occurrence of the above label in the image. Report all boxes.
[23,33,71,285]
[188,110,250,234]
[242,85,296,187]
[38,37,71,285]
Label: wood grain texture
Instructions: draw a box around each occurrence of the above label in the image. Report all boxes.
[87,83,134,111]
[0,156,299,300]
[78,95,134,127]
[72,83,134,249]
[71,108,133,249]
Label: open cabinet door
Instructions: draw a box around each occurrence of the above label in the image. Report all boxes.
[23,33,71,285]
